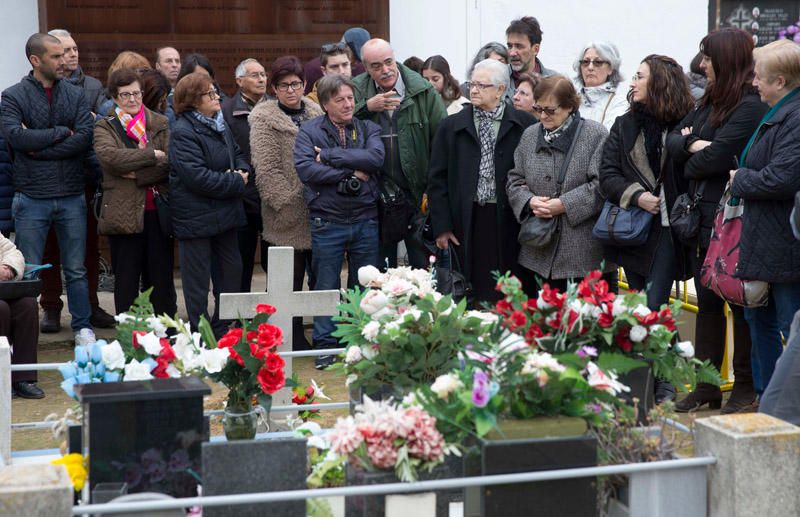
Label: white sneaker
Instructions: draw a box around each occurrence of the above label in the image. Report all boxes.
[75,328,97,347]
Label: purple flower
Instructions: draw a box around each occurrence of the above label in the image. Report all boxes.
[168,449,191,473]
[779,30,787,39]
[787,24,799,34]
[147,460,167,484]
[586,403,603,414]
[471,371,491,408]
[794,32,800,43]
[577,346,598,358]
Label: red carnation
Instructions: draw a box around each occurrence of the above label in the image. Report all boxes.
[615,327,633,352]
[158,342,176,363]
[258,323,283,349]
[228,347,245,367]
[132,330,146,349]
[249,342,268,360]
[218,328,243,349]
[257,367,286,394]
[246,330,258,342]
[152,356,171,378]
[495,299,513,316]
[264,352,285,373]
[598,312,615,328]
[256,304,277,315]
[509,310,527,329]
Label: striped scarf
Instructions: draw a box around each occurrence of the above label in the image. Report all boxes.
[114,105,147,145]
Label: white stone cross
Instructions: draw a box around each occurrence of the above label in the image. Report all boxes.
[0,336,11,466]
[219,246,340,407]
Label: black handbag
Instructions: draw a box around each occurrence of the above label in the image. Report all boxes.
[435,248,472,302]
[518,120,584,248]
[670,181,706,244]
[152,187,173,237]
[377,175,413,245]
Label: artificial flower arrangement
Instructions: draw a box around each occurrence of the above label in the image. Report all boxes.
[333,265,489,395]
[291,379,331,422]
[493,271,721,391]
[778,19,800,42]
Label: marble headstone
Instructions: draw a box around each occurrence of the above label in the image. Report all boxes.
[0,464,73,517]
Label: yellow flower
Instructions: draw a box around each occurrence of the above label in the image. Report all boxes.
[51,453,88,492]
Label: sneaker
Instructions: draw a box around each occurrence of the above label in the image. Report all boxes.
[90,307,117,328]
[75,328,97,347]
[314,354,336,370]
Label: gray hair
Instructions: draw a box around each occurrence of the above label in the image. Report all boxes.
[317,74,356,106]
[47,29,72,39]
[466,42,509,79]
[472,58,510,91]
[573,41,623,87]
[234,58,260,78]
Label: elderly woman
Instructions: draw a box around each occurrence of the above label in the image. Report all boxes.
[428,59,536,303]
[94,68,176,316]
[507,75,612,294]
[730,39,800,402]
[170,72,250,337]
[249,56,323,350]
[422,55,470,115]
[512,72,541,118]
[460,42,509,97]
[572,42,629,130]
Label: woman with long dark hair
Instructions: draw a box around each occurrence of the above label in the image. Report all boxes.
[666,28,768,413]
[422,55,469,115]
[599,54,695,404]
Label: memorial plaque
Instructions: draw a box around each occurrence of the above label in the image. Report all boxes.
[710,1,800,46]
[39,0,390,94]
[75,377,211,501]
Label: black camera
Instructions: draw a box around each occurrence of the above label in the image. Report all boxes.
[337,175,362,196]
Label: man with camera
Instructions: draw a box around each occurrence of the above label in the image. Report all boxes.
[294,74,384,369]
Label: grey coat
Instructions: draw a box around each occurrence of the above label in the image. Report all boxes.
[506,118,612,279]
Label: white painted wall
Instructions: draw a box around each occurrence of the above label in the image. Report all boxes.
[390,0,709,84]
[0,1,40,92]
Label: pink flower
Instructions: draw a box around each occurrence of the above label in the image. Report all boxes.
[404,408,445,462]
[365,432,398,469]
[330,416,363,455]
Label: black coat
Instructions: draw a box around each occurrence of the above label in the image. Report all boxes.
[427,102,537,281]
[731,92,800,283]
[168,112,249,240]
[0,134,13,234]
[0,73,93,198]
[221,91,260,214]
[665,93,767,248]
[599,111,691,279]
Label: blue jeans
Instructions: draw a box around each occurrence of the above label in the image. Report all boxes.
[744,282,800,394]
[311,217,379,348]
[12,193,91,331]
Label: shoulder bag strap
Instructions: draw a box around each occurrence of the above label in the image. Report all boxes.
[600,93,615,126]
[554,118,584,196]
[109,117,139,150]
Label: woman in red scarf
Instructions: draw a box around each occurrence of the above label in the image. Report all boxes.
[94,68,176,316]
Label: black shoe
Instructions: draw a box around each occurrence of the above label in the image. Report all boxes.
[314,354,336,370]
[90,307,117,328]
[654,378,676,405]
[720,383,757,414]
[13,381,44,399]
[40,308,61,333]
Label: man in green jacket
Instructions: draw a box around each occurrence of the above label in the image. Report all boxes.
[352,38,447,268]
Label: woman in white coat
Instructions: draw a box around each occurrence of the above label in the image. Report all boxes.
[572,41,629,130]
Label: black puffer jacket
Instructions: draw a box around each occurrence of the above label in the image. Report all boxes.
[168,112,249,240]
[731,92,800,283]
[0,73,93,198]
[665,93,767,249]
[0,134,13,234]
[65,66,105,114]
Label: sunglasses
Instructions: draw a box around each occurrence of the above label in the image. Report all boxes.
[321,42,348,53]
[531,105,559,116]
[579,59,609,67]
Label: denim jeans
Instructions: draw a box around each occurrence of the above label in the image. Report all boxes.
[12,192,91,331]
[311,217,379,348]
[625,229,677,311]
[745,281,800,394]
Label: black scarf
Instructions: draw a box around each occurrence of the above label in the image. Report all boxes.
[631,103,668,177]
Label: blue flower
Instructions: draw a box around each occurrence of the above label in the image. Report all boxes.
[75,346,89,367]
[60,378,77,399]
[90,343,104,364]
[58,363,78,380]
[104,371,120,383]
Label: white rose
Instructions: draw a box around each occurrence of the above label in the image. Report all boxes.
[629,325,648,343]
[633,304,651,318]
[358,265,382,287]
[101,340,126,370]
[138,331,163,356]
[345,346,363,364]
[307,435,329,450]
[124,359,154,381]
[431,373,464,400]
[146,317,168,337]
[200,347,230,373]
[360,290,389,315]
[676,341,695,358]
[361,321,381,341]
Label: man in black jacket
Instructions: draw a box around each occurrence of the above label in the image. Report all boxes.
[0,33,96,368]
[295,74,384,369]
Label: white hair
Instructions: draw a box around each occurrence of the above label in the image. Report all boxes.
[573,41,623,87]
[47,29,72,39]
[472,58,510,91]
[234,58,260,78]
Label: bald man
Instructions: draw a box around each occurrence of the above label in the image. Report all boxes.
[352,38,446,269]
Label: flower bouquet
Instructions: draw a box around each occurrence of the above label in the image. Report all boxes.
[778,20,800,42]
[334,265,488,396]
[493,271,721,391]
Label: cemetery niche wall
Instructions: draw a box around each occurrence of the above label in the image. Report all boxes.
[710,0,800,46]
[38,0,389,94]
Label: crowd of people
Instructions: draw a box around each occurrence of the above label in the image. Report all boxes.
[0,18,799,425]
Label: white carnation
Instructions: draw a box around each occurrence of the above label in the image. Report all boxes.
[430,373,464,400]
[101,340,126,370]
[124,359,154,381]
[675,341,695,358]
[138,331,163,356]
[345,346,363,364]
[629,325,648,343]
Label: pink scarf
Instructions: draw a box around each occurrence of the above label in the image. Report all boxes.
[114,105,148,145]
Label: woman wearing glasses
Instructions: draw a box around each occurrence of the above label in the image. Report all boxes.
[169,72,250,337]
[94,68,176,316]
[249,56,322,350]
[506,75,612,295]
[572,42,629,130]
[428,59,536,303]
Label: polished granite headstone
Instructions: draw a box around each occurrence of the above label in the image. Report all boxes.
[202,437,306,517]
[76,377,210,501]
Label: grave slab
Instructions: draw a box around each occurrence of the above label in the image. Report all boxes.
[0,463,73,516]
[695,413,800,517]
[0,337,10,465]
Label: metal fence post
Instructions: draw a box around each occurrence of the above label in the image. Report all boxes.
[0,336,12,465]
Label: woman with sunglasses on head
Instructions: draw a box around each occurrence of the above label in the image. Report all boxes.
[506,75,613,296]
[422,55,470,115]
[665,28,768,413]
[599,55,695,404]
[249,56,322,350]
[572,41,629,130]
[169,72,250,338]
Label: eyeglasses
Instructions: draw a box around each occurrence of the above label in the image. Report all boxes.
[203,89,220,100]
[118,91,143,101]
[321,42,348,53]
[244,72,267,79]
[276,81,304,92]
[531,105,559,116]
[631,74,649,82]
[580,59,609,67]
[467,81,497,91]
